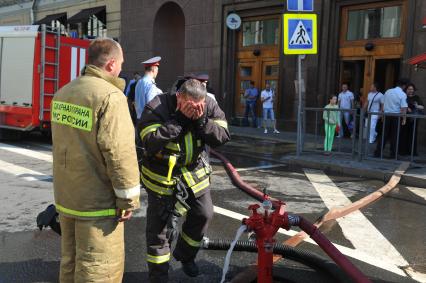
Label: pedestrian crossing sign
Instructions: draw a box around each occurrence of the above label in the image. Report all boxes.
[283,14,317,55]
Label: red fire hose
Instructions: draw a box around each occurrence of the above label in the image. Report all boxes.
[210,149,372,283]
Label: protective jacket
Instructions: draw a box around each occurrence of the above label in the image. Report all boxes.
[137,93,230,198]
[51,65,140,219]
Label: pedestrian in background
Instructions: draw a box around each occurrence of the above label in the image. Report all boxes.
[323,95,339,155]
[399,83,424,155]
[125,71,141,96]
[242,81,258,127]
[374,78,409,158]
[363,82,383,144]
[135,56,163,120]
[51,38,141,282]
[337,83,354,138]
[261,83,279,134]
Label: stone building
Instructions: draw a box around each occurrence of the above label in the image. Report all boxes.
[1,0,425,139]
[0,0,121,39]
[121,0,426,137]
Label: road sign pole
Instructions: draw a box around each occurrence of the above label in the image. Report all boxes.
[296,54,302,156]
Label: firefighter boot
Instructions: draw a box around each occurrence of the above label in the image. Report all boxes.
[181,259,199,277]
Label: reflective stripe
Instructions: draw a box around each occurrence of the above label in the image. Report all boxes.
[141,174,173,195]
[181,167,196,187]
[56,204,116,217]
[113,184,140,199]
[165,142,180,151]
[142,166,176,186]
[175,201,188,216]
[167,155,177,182]
[140,124,161,141]
[51,101,93,131]
[181,232,201,248]
[191,177,210,194]
[146,253,170,264]
[184,132,193,165]
[213,119,228,129]
[197,140,202,147]
[195,168,207,179]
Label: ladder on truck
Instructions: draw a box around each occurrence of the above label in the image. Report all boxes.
[39,24,61,123]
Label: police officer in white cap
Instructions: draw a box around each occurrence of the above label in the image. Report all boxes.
[135,56,163,120]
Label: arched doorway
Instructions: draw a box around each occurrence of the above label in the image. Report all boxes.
[153,2,185,92]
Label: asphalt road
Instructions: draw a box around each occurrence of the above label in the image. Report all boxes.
[0,133,425,283]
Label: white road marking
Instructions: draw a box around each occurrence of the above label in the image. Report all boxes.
[0,159,51,181]
[0,142,52,162]
[213,205,407,277]
[24,141,53,151]
[406,187,426,201]
[303,169,409,268]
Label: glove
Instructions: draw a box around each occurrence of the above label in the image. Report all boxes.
[193,113,207,131]
[175,110,192,127]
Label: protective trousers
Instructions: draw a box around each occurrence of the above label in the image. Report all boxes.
[59,214,124,283]
[145,189,214,282]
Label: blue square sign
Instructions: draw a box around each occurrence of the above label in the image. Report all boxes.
[287,0,314,12]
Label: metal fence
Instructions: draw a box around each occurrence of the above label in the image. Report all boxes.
[299,107,426,164]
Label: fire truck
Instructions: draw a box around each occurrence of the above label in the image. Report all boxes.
[0,25,90,139]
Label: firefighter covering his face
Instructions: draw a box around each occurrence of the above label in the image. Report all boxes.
[137,79,230,282]
[51,38,140,283]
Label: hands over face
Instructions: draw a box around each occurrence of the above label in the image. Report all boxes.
[177,94,205,120]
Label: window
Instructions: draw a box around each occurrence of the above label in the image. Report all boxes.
[347,6,401,40]
[240,66,252,77]
[87,15,107,38]
[242,19,279,47]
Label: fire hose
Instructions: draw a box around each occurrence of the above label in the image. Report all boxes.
[210,148,376,283]
[202,239,348,282]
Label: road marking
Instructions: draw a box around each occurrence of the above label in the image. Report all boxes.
[303,169,409,268]
[406,187,426,201]
[213,205,407,277]
[214,164,285,174]
[0,159,52,181]
[24,141,53,151]
[0,143,52,162]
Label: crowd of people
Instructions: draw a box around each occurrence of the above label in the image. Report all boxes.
[322,79,424,157]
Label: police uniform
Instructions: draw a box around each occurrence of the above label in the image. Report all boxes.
[51,65,140,283]
[135,56,163,119]
[137,90,230,281]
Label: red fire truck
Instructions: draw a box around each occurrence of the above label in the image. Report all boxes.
[0,25,90,139]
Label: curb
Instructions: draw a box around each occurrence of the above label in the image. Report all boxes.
[228,131,425,188]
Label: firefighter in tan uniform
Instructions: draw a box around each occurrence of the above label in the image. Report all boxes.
[137,79,230,282]
[51,38,140,283]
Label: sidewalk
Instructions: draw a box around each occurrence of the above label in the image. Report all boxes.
[228,126,426,188]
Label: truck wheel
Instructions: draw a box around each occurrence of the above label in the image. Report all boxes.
[0,129,23,141]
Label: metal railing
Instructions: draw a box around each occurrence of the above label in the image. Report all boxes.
[359,110,426,163]
[302,107,358,156]
[299,107,426,164]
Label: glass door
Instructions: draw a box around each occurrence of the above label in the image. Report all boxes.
[235,60,258,116]
[340,59,366,107]
[373,58,400,92]
[261,60,280,117]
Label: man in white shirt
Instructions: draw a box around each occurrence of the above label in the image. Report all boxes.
[363,83,383,143]
[338,83,354,138]
[261,83,279,134]
[374,78,409,157]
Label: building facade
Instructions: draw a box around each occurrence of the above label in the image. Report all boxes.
[121,0,426,134]
[0,0,121,39]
